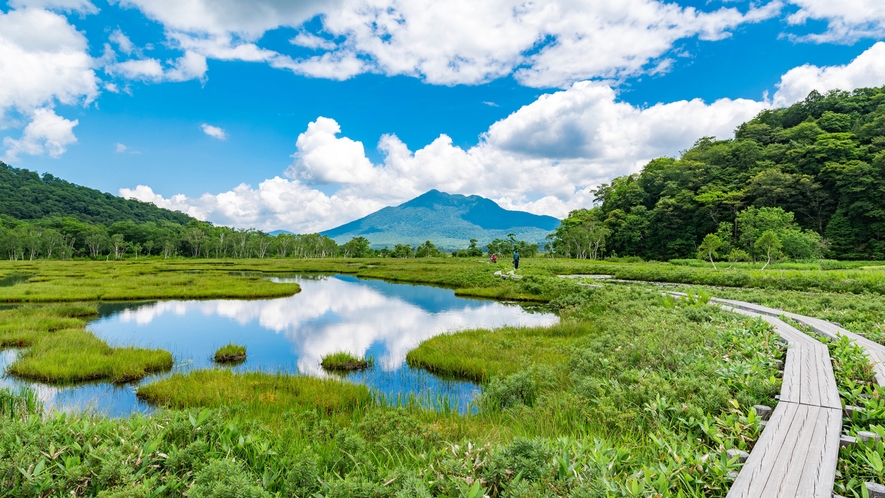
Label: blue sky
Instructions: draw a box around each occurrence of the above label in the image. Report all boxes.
[1,0,884,232]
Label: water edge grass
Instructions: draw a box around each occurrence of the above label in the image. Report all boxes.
[0,303,173,383]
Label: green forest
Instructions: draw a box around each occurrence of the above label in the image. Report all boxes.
[0,164,194,226]
[0,163,540,260]
[549,85,885,261]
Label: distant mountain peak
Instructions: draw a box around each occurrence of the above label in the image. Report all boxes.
[322,190,560,249]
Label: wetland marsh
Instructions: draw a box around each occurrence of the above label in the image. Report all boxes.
[2,257,866,496]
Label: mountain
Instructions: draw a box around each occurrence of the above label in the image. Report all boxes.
[322,190,560,249]
[0,163,195,226]
[268,230,294,236]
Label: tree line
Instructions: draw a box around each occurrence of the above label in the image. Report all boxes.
[0,217,541,261]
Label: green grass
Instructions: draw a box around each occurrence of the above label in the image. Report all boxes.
[0,304,172,383]
[0,282,785,497]
[137,369,373,420]
[214,343,246,363]
[0,258,823,496]
[8,328,173,383]
[407,323,582,382]
[320,351,370,371]
[0,260,300,302]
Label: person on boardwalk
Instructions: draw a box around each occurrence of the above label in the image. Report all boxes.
[513,249,520,270]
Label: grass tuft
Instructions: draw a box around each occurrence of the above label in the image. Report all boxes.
[214,343,247,364]
[320,351,370,371]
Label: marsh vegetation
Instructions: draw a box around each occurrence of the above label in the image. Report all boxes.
[2,257,884,495]
[214,343,247,364]
[321,351,370,372]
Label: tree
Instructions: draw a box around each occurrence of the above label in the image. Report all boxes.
[389,244,414,258]
[84,226,109,258]
[415,240,441,257]
[697,234,722,269]
[111,234,126,259]
[342,236,372,258]
[42,228,63,259]
[754,230,782,270]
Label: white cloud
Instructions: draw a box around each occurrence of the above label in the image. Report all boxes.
[117,0,779,88]
[8,0,97,13]
[120,43,885,233]
[109,29,134,55]
[116,0,333,38]
[3,108,78,161]
[290,32,336,50]
[123,86,764,230]
[785,0,885,43]
[200,123,227,140]
[772,41,885,106]
[287,117,374,184]
[0,8,98,119]
[115,142,127,153]
[107,51,207,83]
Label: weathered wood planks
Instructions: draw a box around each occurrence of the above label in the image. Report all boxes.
[663,293,843,497]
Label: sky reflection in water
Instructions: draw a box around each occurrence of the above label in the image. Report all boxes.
[0,274,558,416]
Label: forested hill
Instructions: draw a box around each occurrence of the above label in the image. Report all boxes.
[0,163,194,226]
[587,86,885,261]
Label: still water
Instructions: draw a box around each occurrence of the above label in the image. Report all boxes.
[0,274,558,416]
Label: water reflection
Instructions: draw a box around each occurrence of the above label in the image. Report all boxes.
[1,274,558,415]
[0,274,31,287]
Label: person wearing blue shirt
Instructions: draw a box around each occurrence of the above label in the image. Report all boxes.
[513,249,520,270]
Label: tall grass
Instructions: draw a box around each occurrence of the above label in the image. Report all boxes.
[137,369,373,423]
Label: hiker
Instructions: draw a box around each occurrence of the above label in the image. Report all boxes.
[490,253,497,263]
[513,249,520,270]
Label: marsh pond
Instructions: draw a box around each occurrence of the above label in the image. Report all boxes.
[0,274,558,416]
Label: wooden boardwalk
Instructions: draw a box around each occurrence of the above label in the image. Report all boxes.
[714,298,885,386]
[667,293,843,497]
[721,306,842,498]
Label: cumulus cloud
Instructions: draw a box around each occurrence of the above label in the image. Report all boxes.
[123,86,765,231]
[0,7,98,120]
[2,107,78,161]
[772,41,885,106]
[116,0,779,88]
[785,0,885,43]
[200,123,227,140]
[120,39,885,234]
[115,143,127,153]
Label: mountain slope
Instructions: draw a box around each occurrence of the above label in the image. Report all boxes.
[322,190,560,248]
[0,163,195,225]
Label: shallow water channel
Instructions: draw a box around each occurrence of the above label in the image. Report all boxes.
[0,274,558,416]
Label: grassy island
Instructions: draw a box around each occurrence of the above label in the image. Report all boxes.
[214,343,247,364]
[320,351,371,372]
